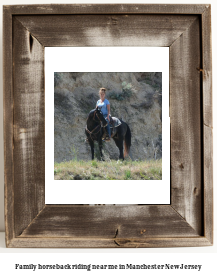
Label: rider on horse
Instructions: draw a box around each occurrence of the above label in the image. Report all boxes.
[96,87,111,142]
[85,88,131,160]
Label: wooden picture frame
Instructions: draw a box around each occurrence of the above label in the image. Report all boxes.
[3,4,213,248]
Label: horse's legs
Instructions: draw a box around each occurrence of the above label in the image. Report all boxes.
[119,140,124,160]
[89,140,94,160]
[98,137,104,161]
[113,137,124,160]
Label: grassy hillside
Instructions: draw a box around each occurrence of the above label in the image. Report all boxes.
[54,159,162,180]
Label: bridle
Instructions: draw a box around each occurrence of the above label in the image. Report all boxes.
[85,110,107,141]
[93,110,103,123]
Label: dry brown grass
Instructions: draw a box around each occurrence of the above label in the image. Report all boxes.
[54,158,162,180]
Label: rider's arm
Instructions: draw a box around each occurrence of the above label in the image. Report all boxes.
[107,104,110,121]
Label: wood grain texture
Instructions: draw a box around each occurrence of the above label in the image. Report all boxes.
[13,17,45,237]
[3,4,213,248]
[3,7,14,247]
[20,205,198,238]
[201,6,213,245]
[170,17,202,234]
[8,237,212,248]
[4,4,207,15]
[16,15,197,47]
[203,125,213,243]
[202,5,212,129]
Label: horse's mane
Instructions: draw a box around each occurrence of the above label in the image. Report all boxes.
[88,109,96,116]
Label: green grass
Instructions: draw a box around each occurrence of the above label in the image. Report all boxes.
[125,170,131,180]
[91,160,98,168]
[54,159,162,180]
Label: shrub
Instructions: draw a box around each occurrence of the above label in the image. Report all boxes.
[91,161,98,168]
[108,82,134,101]
[54,168,61,175]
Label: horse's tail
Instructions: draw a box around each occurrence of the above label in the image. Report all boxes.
[124,123,131,158]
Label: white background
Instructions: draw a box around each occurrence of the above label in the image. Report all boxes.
[45,47,170,204]
[0,0,216,277]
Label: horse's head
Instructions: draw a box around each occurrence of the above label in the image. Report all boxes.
[95,107,108,127]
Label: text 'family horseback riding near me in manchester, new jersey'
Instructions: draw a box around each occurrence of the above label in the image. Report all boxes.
[14,263,202,271]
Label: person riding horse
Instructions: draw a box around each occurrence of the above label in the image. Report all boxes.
[85,87,131,160]
[96,88,111,141]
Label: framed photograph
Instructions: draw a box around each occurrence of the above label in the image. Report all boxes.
[45,47,170,205]
[4,4,213,247]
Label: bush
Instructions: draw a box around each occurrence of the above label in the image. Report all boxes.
[108,82,134,101]
[91,161,98,168]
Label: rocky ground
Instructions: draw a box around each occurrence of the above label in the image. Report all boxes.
[54,72,162,162]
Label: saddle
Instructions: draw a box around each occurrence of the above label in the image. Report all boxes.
[103,116,122,139]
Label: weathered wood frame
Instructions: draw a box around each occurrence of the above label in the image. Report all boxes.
[3,4,212,248]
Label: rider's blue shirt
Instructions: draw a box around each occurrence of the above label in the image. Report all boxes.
[96,99,110,116]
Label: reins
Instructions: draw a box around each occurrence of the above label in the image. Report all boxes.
[86,110,106,141]
[86,123,101,137]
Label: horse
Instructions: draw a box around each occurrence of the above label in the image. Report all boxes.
[85,107,131,160]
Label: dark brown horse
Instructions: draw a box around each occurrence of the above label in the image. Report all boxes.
[85,107,131,160]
